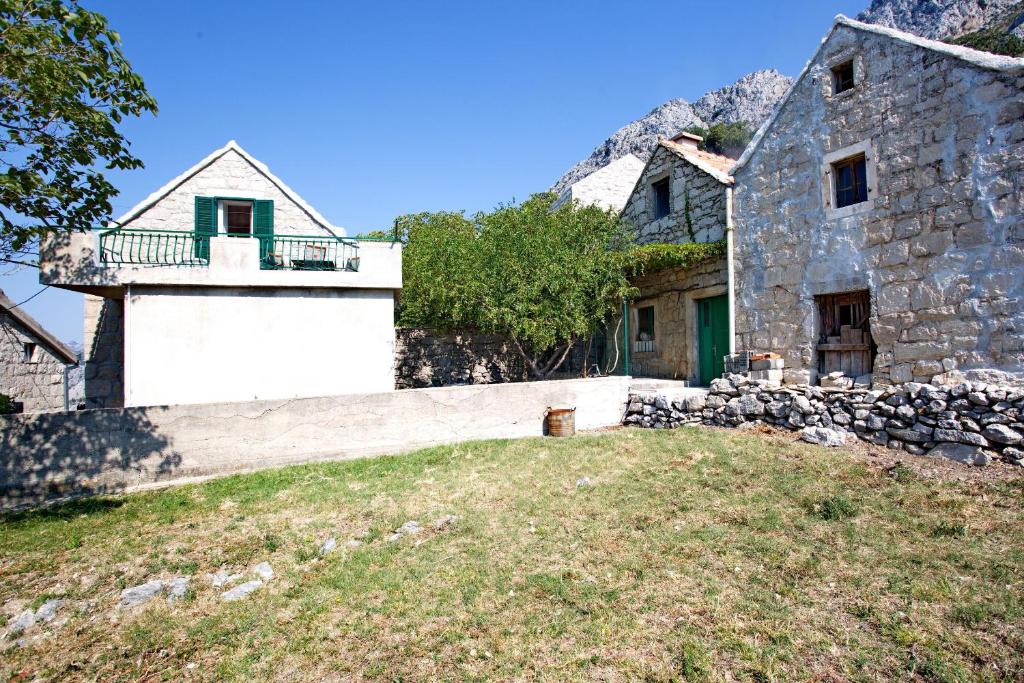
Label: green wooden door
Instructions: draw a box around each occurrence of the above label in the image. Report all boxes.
[698,294,729,385]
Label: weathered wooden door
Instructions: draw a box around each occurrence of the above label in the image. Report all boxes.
[698,294,729,385]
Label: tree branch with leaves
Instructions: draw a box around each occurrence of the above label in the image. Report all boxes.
[0,0,157,263]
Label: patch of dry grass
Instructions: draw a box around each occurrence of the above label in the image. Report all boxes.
[1,428,1022,681]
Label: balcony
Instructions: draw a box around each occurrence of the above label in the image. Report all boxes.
[40,228,402,296]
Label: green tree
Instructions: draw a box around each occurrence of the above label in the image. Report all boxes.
[0,0,157,262]
[398,194,636,379]
[685,121,752,159]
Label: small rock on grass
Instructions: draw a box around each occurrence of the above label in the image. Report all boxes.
[221,581,263,602]
[5,609,35,637]
[318,537,337,556]
[120,580,164,608]
[165,577,190,602]
[34,599,64,623]
[800,426,846,447]
[210,570,243,588]
[252,562,274,581]
[432,514,459,531]
[575,477,591,488]
[345,539,363,549]
[387,520,423,542]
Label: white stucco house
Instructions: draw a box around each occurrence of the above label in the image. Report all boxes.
[40,141,402,408]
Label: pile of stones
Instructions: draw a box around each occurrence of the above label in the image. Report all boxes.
[623,374,1024,467]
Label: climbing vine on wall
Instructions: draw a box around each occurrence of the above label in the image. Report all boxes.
[623,240,726,278]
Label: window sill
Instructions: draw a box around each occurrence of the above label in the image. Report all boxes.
[824,197,875,220]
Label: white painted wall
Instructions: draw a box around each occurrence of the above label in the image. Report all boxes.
[124,286,395,406]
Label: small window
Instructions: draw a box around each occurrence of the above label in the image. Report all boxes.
[832,60,855,94]
[224,202,253,235]
[22,342,37,363]
[832,154,868,208]
[637,306,655,341]
[652,178,670,219]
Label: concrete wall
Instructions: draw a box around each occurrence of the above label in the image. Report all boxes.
[125,285,396,407]
[733,24,1024,385]
[394,328,528,389]
[0,376,632,506]
[0,316,69,413]
[621,144,728,246]
[121,148,332,236]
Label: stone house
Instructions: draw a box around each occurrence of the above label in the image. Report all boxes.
[0,289,78,413]
[40,141,402,408]
[731,15,1024,387]
[617,133,735,384]
[552,154,646,213]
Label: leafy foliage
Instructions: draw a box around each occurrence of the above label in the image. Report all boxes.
[945,2,1024,57]
[685,121,753,159]
[0,0,157,258]
[624,240,726,278]
[396,194,636,378]
[0,393,19,414]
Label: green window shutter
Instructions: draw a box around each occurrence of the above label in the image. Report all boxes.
[253,199,274,264]
[253,199,274,236]
[194,196,216,259]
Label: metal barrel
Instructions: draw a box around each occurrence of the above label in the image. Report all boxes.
[545,407,576,437]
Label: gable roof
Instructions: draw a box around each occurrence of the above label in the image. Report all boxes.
[112,140,344,235]
[657,139,735,185]
[556,153,646,212]
[732,14,1024,174]
[0,289,78,365]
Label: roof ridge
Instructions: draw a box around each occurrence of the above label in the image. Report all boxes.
[0,289,77,365]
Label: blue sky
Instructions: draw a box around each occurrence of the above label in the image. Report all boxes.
[3,0,863,344]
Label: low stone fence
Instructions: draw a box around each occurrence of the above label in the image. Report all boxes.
[624,374,1024,467]
[394,328,528,389]
[0,376,631,508]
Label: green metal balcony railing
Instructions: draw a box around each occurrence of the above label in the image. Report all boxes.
[258,234,360,271]
[97,229,360,272]
[99,228,209,266]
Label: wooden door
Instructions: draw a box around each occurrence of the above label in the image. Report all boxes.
[698,295,729,385]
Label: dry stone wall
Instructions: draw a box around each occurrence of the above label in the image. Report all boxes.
[394,328,528,389]
[0,318,68,413]
[82,295,123,409]
[624,374,1024,467]
[621,145,728,246]
[732,24,1024,385]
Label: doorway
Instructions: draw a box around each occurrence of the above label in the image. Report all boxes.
[697,294,729,385]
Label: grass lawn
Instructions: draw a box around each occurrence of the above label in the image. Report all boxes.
[2,427,1023,681]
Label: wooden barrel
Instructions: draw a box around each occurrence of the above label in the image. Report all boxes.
[545,407,576,437]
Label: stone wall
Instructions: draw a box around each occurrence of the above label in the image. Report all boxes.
[624,374,1024,467]
[121,148,333,236]
[0,317,68,413]
[732,23,1024,385]
[394,328,528,389]
[0,376,631,507]
[553,154,645,213]
[82,295,123,409]
[621,143,728,246]
[623,256,728,381]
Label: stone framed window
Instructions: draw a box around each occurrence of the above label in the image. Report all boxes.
[22,342,38,363]
[221,200,253,236]
[832,59,855,94]
[635,305,655,353]
[821,140,877,219]
[815,290,875,379]
[651,177,670,220]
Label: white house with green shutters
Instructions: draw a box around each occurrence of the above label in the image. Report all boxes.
[39,140,403,408]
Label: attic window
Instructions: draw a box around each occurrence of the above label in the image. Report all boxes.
[832,60,855,94]
[832,154,868,208]
[652,178,670,219]
[23,342,37,363]
[223,201,253,236]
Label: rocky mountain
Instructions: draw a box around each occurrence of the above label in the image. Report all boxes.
[550,69,791,195]
[857,0,1021,40]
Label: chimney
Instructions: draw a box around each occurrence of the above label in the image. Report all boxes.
[670,131,703,149]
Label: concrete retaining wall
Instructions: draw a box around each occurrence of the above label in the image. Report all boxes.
[0,376,631,507]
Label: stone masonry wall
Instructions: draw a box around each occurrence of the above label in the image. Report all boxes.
[625,255,728,380]
[733,25,1024,385]
[621,144,727,246]
[394,328,528,389]
[0,316,68,413]
[121,149,333,237]
[82,295,123,409]
[624,374,1024,467]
